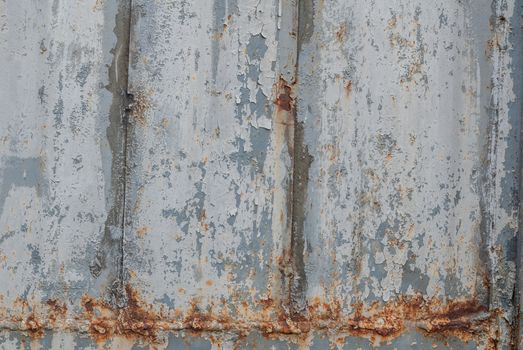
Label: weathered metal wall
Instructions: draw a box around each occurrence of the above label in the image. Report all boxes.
[0,0,128,333]
[296,1,522,348]
[0,0,522,349]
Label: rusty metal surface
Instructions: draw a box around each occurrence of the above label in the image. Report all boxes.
[0,0,129,329]
[0,0,522,349]
[295,0,521,348]
[124,0,296,320]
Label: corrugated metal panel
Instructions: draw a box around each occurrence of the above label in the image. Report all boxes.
[296,0,520,348]
[124,0,295,320]
[0,0,128,332]
[0,0,521,349]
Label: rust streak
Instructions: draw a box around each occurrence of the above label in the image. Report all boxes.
[0,285,502,346]
[274,77,294,113]
[345,80,353,97]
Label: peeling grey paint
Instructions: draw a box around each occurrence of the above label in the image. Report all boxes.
[0,0,522,349]
[0,157,48,216]
[0,0,130,324]
[296,0,521,348]
[91,0,132,309]
[125,0,295,320]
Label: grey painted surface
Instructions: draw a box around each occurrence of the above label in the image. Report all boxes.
[297,0,519,332]
[294,0,521,347]
[125,0,296,317]
[0,0,128,323]
[0,0,522,349]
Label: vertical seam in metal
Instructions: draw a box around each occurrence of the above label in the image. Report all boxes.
[90,0,134,308]
[488,0,518,347]
[513,1,523,347]
[287,0,313,317]
[119,0,134,306]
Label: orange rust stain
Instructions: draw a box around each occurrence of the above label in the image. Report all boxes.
[24,313,44,338]
[259,297,274,310]
[222,15,233,32]
[80,286,161,343]
[183,300,226,332]
[45,299,67,326]
[14,296,30,310]
[274,77,294,114]
[335,24,346,43]
[200,209,209,232]
[0,253,7,265]
[136,226,149,238]
[387,17,397,30]
[130,92,151,126]
[5,286,499,346]
[345,80,353,97]
[482,272,492,294]
[212,31,224,40]
[322,144,339,162]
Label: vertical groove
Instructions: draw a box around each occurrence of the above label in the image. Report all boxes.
[114,0,133,308]
[119,0,133,305]
[512,1,523,347]
[90,0,132,308]
[286,0,314,316]
[486,1,521,347]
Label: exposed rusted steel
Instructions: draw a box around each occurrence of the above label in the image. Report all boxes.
[0,287,504,347]
[90,0,132,311]
[274,78,295,113]
[0,0,135,334]
[1,0,522,348]
[274,76,309,319]
[273,72,315,321]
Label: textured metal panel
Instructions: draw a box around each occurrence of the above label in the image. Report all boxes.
[299,0,521,345]
[296,0,521,348]
[0,0,521,349]
[0,0,128,331]
[125,0,296,317]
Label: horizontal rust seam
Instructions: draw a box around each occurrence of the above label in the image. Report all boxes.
[0,288,504,342]
[0,308,500,337]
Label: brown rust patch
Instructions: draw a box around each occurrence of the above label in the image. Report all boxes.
[136,226,148,238]
[345,80,353,97]
[182,299,237,334]
[335,24,346,43]
[387,16,397,30]
[199,209,209,232]
[306,296,497,343]
[45,299,67,325]
[80,295,116,342]
[212,32,224,40]
[24,313,44,338]
[129,92,151,126]
[416,299,494,342]
[4,286,500,345]
[274,77,294,113]
[80,285,161,343]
